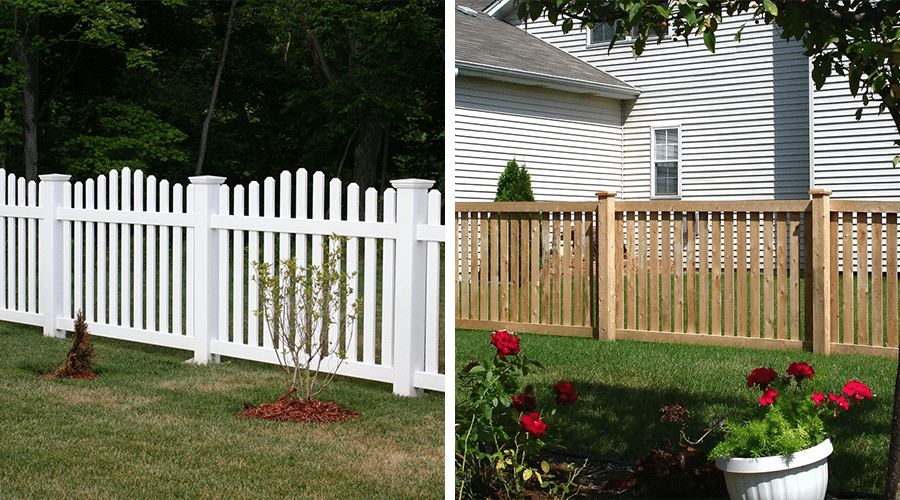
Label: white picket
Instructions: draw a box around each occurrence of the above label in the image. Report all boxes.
[363,187,378,365]
[172,183,184,335]
[346,183,359,362]
[159,180,170,333]
[27,181,37,314]
[231,185,245,345]
[381,188,396,367]
[17,178,26,311]
[425,189,441,375]
[0,170,6,311]
[147,176,158,332]
[97,175,108,325]
[85,179,96,323]
[133,170,144,329]
[247,181,260,346]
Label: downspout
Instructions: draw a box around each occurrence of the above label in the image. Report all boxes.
[808,55,815,192]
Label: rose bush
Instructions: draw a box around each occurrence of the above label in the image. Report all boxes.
[709,361,872,459]
[456,330,582,499]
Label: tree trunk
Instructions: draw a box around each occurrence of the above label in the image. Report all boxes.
[195,0,238,176]
[352,116,385,192]
[888,353,900,499]
[13,10,39,182]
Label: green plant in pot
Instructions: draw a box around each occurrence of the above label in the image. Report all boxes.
[710,362,872,500]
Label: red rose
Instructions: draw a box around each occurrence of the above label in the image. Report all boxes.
[490,330,520,358]
[787,362,815,383]
[520,412,547,438]
[512,393,537,412]
[747,367,778,389]
[553,381,578,406]
[843,380,872,401]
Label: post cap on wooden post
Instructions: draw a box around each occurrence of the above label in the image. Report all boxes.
[809,188,833,197]
[595,191,617,199]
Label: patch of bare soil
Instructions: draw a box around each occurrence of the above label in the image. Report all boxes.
[238,389,361,423]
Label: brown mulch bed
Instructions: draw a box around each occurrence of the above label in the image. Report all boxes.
[238,389,361,423]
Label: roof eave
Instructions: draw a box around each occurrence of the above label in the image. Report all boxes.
[456,61,640,100]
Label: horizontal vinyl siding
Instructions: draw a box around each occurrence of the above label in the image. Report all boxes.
[455,76,624,201]
[813,77,900,199]
[510,14,811,201]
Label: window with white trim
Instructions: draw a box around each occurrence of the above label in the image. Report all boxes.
[588,21,637,45]
[652,127,680,197]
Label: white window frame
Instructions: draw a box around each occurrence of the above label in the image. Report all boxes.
[650,125,681,199]
[586,21,638,47]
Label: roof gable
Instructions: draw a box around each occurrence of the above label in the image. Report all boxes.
[455,3,639,99]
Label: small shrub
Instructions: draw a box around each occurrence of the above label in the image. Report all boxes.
[53,310,96,379]
[253,235,361,401]
[494,159,535,202]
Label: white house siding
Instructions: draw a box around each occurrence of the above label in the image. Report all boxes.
[455,75,625,201]
[813,78,900,199]
[507,14,811,201]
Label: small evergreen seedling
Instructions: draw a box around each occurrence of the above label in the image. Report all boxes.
[55,310,96,379]
[494,159,535,202]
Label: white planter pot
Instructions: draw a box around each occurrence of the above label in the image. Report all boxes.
[714,438,832,500]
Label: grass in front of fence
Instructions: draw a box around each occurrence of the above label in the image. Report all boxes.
[0,322,444,500]
[456,328,895,494]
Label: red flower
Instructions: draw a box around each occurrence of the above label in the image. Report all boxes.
[829,393,850,410]
[747,367,778,389]
[520,412,547,438]
[812,392,826,406]
[490,330,520,358]
[759,388,780,406]
[512,393,536,412]
[553,381,579,406]
[843,380,872,401]
[787,362,815,383]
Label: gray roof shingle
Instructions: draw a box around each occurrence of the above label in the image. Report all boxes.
[455,2,639,98]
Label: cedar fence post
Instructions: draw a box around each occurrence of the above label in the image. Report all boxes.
[596,191,617,341]
[810,188,833,355]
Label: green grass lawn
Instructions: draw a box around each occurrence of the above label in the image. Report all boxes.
[456,328,896,494]
[0,321,444,500]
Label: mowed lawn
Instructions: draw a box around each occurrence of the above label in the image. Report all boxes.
[0,322,444,500]
[457,328,897,494]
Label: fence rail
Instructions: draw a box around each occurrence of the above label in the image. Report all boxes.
[2,168,445,396]
[456,190,900,358]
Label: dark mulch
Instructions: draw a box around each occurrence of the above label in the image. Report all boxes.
[531,450,885,500]
[238,389,361,423]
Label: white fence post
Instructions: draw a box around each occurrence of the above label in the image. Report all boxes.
[189,175,226,363]
[391,178,434,397]
[38,174,70,338]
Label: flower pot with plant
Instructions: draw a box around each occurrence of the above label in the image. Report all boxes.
[709,362,872,500]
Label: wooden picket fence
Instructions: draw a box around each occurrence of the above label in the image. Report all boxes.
[456,190,900,357]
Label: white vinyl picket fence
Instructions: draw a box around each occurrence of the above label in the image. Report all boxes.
[0,168,444,396]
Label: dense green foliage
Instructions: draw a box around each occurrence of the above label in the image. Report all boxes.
[0,0,443,190]
[494,159,535,202]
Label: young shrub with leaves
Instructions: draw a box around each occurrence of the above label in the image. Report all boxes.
[494,159,536,202]
[253,236,361,401]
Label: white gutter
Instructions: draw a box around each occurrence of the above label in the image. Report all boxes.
[455,60,641,100]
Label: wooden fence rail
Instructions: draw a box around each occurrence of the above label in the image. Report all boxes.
[456,190,900,358]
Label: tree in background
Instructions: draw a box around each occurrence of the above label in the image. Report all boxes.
[494,159,535,202]
[513,0,900,496]
[0,0,443,191]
